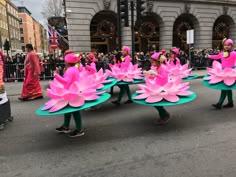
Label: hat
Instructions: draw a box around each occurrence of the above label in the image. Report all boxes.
[65,50,74,55]
[171,47,180,55]
[88,53,95,59]
[65,53,80,64]
[223,38,234,45]
[151,52,163,61]
[88,53,98,62]
[161,49,166,55]
[122,46,130,53]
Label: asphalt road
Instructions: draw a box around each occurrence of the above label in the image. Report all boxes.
[1,79,236,177]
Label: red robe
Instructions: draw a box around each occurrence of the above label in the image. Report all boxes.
[20,51,43,99]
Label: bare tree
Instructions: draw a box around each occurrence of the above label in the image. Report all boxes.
[41,0,64,19]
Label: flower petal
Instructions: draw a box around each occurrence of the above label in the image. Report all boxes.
[164,95,179,102]
[146,95,163,103]
[49,99,68,112]
[42,99,59,110]
[177,91,193,96]
[209,77,223,84]
[224,77,236,86]
[134,93,149,100]
[69,96,85,107]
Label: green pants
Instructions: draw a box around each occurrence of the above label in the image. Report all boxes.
[110,86,114,95]
[218,90,233,105]
[117,85,132,102]
[63,111,82,131]
[154,106,169,119]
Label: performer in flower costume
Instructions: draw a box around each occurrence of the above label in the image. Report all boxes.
[53,54,85,137]
[169,47,181,65]
[144,52,171,124]
[0,50,5,96]
[133,52,196,125]
[36,53,112,137]
[112,46,133,105]
[206,38,236,109]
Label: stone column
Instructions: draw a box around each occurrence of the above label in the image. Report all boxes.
[197,23,214,49]
[159,21,174,50]
[122,27,132,50]
[65,0,105,53]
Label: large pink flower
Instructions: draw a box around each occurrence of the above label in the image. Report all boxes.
[106,60,143,82]
[42,77,101,112]
[80,64,113,89]
[204,61,236,86]
[134,74,192,103]
[162,62,192,80]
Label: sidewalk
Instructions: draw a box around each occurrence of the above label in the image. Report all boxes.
[5,80,49,96]
[5,69,207,96]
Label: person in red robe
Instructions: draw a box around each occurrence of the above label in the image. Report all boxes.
[18,44,43,101]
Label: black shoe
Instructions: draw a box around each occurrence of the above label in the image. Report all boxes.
[69,130,85,138]
[124,100,133,104]
[18,97,29,101]
[223,102,234,108]
[112,100,120,105]
[56,126,71,134]
[34,96,44,100]
[212,103,222,109]
[28,96,44,100]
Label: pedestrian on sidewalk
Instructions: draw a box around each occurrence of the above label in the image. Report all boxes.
[18,44,43,101]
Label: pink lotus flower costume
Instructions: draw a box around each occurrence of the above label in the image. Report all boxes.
[41,54,109,113]
[162,62,192,80]
[204,61,236,86]
[134,69,192,103]
[80,63,113,89]
[106,60,143,82]
[42,78,102,113]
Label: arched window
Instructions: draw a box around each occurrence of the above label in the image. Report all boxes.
[90,11,117,53]
[173,14,199,52]
[134,12,161,53]
[212,15,235,50]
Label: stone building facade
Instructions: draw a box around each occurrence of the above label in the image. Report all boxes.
[0,0,9,50]
[65,0,236,53]
[6,0,21,54]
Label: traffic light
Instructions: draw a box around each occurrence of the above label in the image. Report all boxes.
[3,40,10,51]
[137,0,146,23]
[120,0,129,27]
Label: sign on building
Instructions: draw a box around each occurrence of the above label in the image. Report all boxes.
[187,30,194,44]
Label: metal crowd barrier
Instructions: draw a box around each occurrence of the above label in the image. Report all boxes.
[4,63,66,82]
[4,57,211,82]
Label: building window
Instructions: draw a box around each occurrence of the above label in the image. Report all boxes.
[21,37,24,43]
[22,46,25,52]
[20,28,23,34]
[19,18,22,24]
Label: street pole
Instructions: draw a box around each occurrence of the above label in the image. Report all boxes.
[189,44,191,68]
[131,0,135,63]
[117,0,122,51]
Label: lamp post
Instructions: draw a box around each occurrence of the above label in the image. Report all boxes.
[131,0,135,63]
[117,0,122,50]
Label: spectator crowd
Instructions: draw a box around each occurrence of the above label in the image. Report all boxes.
[2,48,223,82]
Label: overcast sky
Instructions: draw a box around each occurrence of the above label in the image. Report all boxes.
[12,0,47,25]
